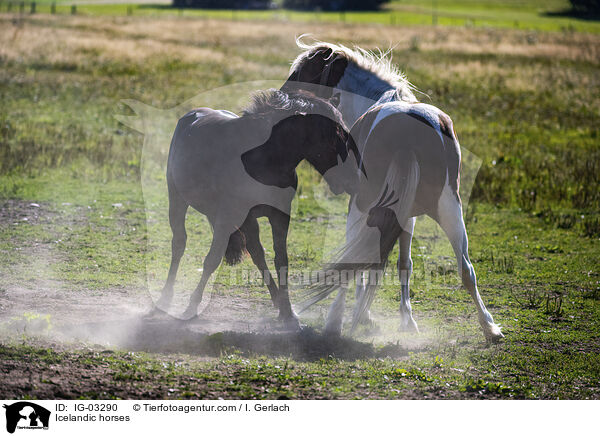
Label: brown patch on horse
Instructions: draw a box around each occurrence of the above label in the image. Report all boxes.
[438,113,455,139]
[438,113,461,200]
[287,47,348,95]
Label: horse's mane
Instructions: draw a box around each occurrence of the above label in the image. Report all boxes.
[244,89,312,116]
[290,36,417,102]
[243,88,346,128]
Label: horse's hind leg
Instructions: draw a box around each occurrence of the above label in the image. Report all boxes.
[347,201,374,325]
[351,217,418,333]
[268,209,301,330]
[239,215,282,311]
[156,185,189,311]
[398,217,419,332]
[181,224,229,320]
[436,186,503,343]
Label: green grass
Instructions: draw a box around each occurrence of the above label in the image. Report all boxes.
[0,10,599,399]
[2,0,600,33]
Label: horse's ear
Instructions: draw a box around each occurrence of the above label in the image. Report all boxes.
[308,47,332,60]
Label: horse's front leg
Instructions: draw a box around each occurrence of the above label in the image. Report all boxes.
[181,224,229,320]
[398,217,419,332]
[155,184,189,312]
[269,208,301,330]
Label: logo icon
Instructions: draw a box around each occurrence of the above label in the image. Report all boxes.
[3,402,50,434]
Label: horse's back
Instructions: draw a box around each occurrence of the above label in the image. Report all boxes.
[174,108,237,138]
[169,108,236,165]
[167,108,285,218]
[351,101,461,217]
[167,109,242,212]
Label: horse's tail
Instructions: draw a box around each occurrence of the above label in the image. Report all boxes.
[224,228,247,266]
[298,149,420,315]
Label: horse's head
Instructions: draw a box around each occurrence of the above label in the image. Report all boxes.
[283,45,348,99]
[301,112,364,196]
[284,90,366,196]
[252,89,363,196]
[284,38,418,127]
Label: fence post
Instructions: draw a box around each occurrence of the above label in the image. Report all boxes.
[432,0,438,26]
[390,13,395,26]
[127,5,132,15]
[30,1,35,13]
[19,1,24,13]
[6,1,11,12]
[340,11,345,22]
[50,2,55,13]
[71,4,76,14]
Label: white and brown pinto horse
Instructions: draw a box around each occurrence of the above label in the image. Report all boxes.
[283,40,503,342]
[157,89,359,328]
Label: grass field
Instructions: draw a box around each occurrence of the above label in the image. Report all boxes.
[2,0,600,33]
[0,5,599,400]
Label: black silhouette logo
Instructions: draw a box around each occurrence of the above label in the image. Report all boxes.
[3,402,50,434]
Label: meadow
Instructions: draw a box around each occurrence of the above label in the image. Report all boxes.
[0,2,599,399]
[4,0,600,33]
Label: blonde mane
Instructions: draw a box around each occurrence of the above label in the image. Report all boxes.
[290,35,417,102]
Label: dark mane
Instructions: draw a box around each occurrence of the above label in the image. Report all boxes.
[243,89,311,115]
[243,89,347,129]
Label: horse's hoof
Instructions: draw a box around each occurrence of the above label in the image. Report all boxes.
[399,318,419,333]
[181,307,198,321]
[282,316,302,331]
[143,305,166,318]
[323,326,342,337]
[154,293,173,310]
[356,311,374,326]
[484,324,504,344]
[285,319,302,331]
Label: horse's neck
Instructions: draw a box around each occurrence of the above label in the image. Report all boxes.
[340,63,394,97]
[336,64,398,126]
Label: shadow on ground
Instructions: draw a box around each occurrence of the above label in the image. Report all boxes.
[61,314,410,361]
